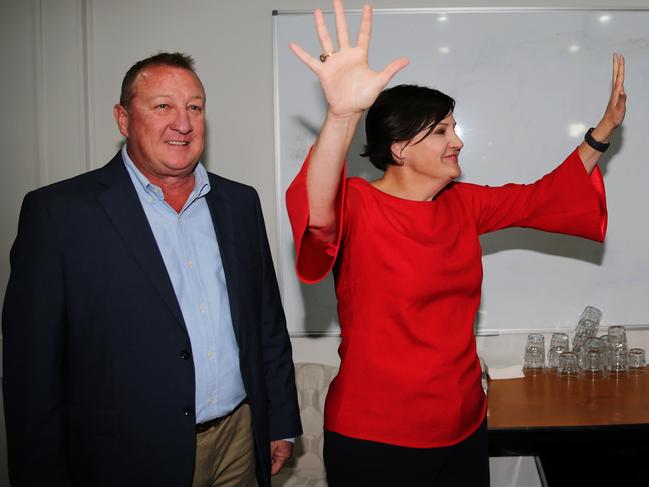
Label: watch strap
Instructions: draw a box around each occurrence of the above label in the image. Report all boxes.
[584,127,610,152]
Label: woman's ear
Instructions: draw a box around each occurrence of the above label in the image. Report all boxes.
[390,141,407,166]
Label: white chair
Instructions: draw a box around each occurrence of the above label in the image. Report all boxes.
[271,362,338,487]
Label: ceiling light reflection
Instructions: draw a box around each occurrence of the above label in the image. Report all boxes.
[569,122,587,138]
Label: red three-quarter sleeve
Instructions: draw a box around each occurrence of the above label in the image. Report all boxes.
[285,147,347,284]
[460,149,607,241]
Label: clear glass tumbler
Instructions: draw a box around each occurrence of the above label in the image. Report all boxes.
[628,348,646,373]
[524,345,545,372]
[609,348,629,378]
[582,350,606,380]
[558,352,581,378]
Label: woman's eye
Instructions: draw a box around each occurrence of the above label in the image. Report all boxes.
[434,130,446,135]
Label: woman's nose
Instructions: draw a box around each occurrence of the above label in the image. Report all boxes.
[452,132,464,149]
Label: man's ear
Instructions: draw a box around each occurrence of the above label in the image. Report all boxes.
[113,104,129,138]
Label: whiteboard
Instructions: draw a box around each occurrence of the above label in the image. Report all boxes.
[273,8,649,335]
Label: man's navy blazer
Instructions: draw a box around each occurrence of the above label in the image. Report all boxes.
[2,152,302,486]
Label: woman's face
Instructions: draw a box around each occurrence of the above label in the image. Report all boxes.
[398,113,464,184]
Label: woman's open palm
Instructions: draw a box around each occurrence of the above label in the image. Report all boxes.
[289,0,409,117]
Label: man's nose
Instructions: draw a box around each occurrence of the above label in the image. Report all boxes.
[171,109,192,134]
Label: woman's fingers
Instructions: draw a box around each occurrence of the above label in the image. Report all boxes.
[356,4,372,51]
[378,57,410,85]
[602,53,627,129]
[314,9,336,55]
[612,53,625,95]
[333,0,351,49]
[612,53,626,109]
[610,54,620,106]
[618,54,625,94]
[290,1,409,114]
[289,42,322,74]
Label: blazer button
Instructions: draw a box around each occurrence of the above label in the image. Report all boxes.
[184,407,194,417]
[180,350,191,360]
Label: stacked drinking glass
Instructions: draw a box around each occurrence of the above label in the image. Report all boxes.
[521,306,646,378]
[572,306,602,353]
[607,325,629,377]
[547,332,569,370]
[523,333,545,375]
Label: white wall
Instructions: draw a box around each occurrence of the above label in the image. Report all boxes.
[4,0,649,291]
[2,1,649,486]
[3,0,649,358]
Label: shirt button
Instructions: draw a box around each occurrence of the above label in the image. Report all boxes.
[187,260,193,268]
[183,407,194,417]
[199,303,206,313]
[208,351,214,359]
[180,350,191,360]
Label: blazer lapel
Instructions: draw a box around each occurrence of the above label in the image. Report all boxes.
[206,176,243,341]
[95,153,186,329]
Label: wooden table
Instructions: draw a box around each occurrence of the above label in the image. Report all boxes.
[487,369,649,486]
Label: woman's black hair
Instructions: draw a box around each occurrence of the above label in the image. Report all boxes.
[361,84,455,171]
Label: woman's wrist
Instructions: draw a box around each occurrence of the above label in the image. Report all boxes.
[326,109,363,124]
[322,110,363,144]
[591,119,617,143]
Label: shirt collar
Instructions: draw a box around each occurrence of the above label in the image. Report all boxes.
[121,145,211,203]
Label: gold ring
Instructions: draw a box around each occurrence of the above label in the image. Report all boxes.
[319,52,334,63]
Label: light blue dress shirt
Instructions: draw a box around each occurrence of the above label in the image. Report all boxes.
[122,146,246,423]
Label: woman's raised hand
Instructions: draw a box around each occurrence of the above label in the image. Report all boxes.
[600,53,627,131]
[289,0,409,118]
[578,54,627,173]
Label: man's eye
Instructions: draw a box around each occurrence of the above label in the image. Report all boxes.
[189,105,203,112]
[157,104,169,109]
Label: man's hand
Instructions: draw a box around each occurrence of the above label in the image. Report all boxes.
[270,440,294,475]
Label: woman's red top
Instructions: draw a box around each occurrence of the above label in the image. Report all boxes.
[286,149,607,448]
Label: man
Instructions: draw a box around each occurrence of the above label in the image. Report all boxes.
[2,52,301,487]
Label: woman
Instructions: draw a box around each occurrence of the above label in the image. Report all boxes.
[286,1,626,486]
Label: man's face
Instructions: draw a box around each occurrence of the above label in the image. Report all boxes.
[114,65,206,180]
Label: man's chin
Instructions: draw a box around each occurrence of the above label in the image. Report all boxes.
[162,156,201,172]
